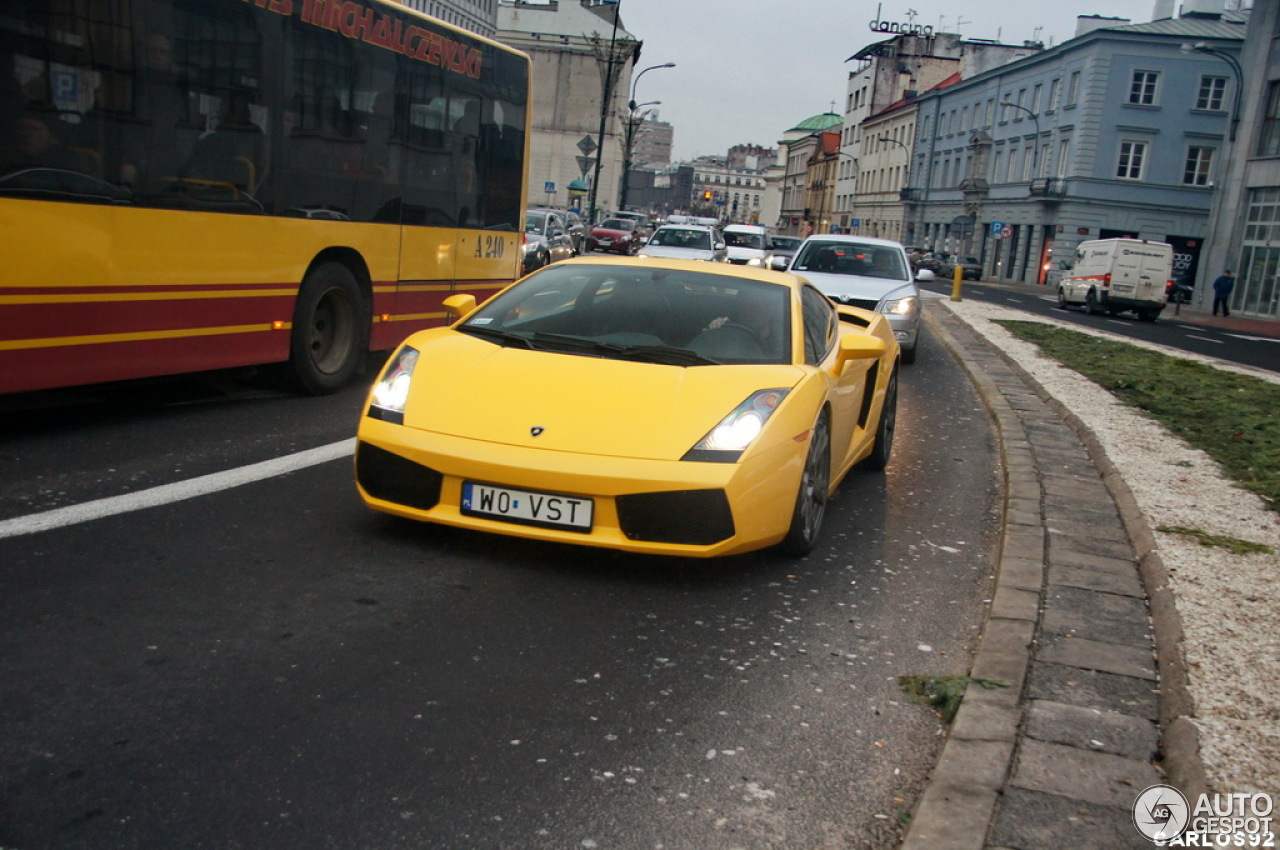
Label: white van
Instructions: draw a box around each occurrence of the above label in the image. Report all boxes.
[1057,238,1173,321]
[722,223,774,268]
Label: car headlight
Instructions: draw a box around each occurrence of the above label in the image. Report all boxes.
[885,296,919,317]
[746,256,767,267]
[683,389,790,462]
[368,345,419,424]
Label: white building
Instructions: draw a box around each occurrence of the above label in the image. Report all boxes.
[400,0,500,39]
[497,0,639,218]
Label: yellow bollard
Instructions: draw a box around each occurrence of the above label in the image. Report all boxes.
[950,262,964,301]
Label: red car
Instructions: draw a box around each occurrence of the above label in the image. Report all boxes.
[590,218,640,254]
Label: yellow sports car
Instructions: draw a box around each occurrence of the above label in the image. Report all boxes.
[355,257,900,558]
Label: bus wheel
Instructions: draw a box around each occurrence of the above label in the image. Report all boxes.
[290,262,367,395]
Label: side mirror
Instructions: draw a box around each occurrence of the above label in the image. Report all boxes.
[771,256,790,271]
[714,240,726,251]
[443,293,478,321]
[915,269,936,281]
[834,333,887,372]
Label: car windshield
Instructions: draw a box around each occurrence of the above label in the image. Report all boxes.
[649,228,710,249]
[524,212,547,234]
[791,241,909,281]
[598,219,633,231]
[458,264,792,366]
[725,232,765,249]
[772,236,802,251]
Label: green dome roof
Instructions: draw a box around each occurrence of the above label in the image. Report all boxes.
[787,112,842,133]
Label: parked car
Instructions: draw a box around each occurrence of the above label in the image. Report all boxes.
[637,224,727,262]
[944,255,984,280]
[522,209,576,274]
[610,211,652,241]
[590,218,641,255]
[722,223,774,268]
[915,252,950,275]
[355,256,901,558]
[789,234,926,364]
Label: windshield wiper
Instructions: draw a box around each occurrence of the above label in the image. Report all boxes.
[459,325,537,349]
[531,333,718,366]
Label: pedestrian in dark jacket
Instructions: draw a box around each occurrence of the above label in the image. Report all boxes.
[1212,270,1235,316]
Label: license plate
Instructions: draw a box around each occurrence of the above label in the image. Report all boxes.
[461,482,593,532]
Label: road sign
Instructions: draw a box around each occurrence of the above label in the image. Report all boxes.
[544,181,556,194]
[576,156,595,176]
[577,135,597,156]
[1000,225,1013,239]
[990,221,1006,235]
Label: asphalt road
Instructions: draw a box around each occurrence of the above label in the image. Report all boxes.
[919,279,1280,374]
[0,326,1000,849]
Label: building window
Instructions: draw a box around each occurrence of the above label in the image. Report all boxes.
[1031,84,1042,113]
[1184,146,1214,185]
[1260,83,1280,157]
[1196,75,1228,111]
[1117,140,1147,179]
[1128,71,1159,106]
[1067,70,1080,106]
[1048,78,1062,112]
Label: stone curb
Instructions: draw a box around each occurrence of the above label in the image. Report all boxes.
[900,304,1033,850]
[900,300,1207,848]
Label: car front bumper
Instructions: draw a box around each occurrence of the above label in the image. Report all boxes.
[355,420,807,558]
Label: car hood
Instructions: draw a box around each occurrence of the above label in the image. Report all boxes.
[592,227,630,238]
[794,271,916,304]
[725,246,766,261]
[399,333,803,460]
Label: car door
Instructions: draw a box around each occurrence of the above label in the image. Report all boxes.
[801,285,866,474]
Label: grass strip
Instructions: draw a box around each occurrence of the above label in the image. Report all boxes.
[995,320,1279,511]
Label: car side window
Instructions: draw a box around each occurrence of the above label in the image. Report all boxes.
[800,285,837,365]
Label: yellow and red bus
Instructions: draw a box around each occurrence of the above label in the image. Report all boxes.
[1,0,530,395]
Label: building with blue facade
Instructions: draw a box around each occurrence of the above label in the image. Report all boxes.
[904,10,1246,289]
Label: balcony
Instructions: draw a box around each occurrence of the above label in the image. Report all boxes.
[899,186,921,201]
[1029,177,1067,198]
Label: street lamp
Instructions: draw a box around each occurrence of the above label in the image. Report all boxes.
[1000,99,1042,176]
[876,134,910,183]
[1182,41,1243,142]
[618,62,674,212]
[629,62,675,112]
[619,100,660,210]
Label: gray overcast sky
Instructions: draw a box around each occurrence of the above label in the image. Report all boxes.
[616,0,1166,161]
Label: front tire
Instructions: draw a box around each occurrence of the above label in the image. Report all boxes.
[290,262,367,395]
[864,368,899,470]
[1056,288,1069,309]
[1085,289,1103,315]
[782,412,831,557]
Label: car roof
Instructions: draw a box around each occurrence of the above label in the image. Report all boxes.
[654,223,716,232]
[553,254,799,287]
[800,233,904,249]
[723,223,766,232]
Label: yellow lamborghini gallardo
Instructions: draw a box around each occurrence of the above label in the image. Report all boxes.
[355,256,900,558]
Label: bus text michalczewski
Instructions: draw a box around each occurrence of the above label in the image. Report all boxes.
[242,0,484,78]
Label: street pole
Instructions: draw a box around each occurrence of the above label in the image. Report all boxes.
[587,1,622,227]
[619,62,675,212]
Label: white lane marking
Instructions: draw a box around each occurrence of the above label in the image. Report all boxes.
[1186,335,1224,345]
[1225,333,1280,344]
[0,438,356,540]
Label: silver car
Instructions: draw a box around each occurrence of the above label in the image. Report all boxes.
[523,209,576,274]
[789,235,925,363]
[636,224,727,263]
